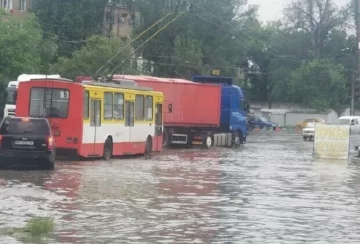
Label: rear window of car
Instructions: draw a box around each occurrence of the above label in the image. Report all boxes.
[0,118,50,136]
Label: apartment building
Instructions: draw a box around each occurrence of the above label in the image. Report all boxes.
[0,0,33,17]
[103,0,141,39]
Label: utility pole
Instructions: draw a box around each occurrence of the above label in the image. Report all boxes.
[354,0,360,115]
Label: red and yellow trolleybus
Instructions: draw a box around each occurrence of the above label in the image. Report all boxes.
[15,78,164,159]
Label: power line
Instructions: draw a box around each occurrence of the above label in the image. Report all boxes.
[109,11,187,80]
[93,10,176,79]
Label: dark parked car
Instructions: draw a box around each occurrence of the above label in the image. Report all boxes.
[248,116,278,130]
[0,117,55,170]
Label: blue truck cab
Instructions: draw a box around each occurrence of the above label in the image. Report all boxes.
[192,76,249,144]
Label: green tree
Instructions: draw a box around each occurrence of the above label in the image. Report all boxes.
[172,36,204,78]
[33,0,108,56]
[0,9,44,81]
[51,35,133,80]
[289,59,347,110]
[133,0,254,77]
[284,0,351,59]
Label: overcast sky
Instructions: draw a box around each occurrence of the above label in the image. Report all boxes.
[247,0,349,23]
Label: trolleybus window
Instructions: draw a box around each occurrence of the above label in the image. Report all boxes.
[114,92,124,120]
[145,96,153,121]
[135,95,144,121]
[83,90,89,119]
[104,92,113,120]
[29,88,69,118]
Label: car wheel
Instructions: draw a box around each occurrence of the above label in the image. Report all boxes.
[39,159,54,170]
[303,136,307,141]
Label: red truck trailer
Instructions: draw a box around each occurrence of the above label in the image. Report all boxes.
[113,75,222,147]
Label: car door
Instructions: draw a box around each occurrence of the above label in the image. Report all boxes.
[353,118,360,133]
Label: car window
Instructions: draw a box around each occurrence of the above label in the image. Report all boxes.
[338,119,350,125]
[355,119,359,125]
[0,118,50,136]
[306,122,316,128]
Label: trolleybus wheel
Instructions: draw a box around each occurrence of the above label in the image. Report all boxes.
[103,138,113,161]
[145,136,153,154]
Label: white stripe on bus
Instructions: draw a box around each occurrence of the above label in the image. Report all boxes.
[82,124,156,144]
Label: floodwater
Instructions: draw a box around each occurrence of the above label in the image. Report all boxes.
[1,132,360,243]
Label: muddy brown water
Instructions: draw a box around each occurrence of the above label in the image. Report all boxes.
[1,132,360,243]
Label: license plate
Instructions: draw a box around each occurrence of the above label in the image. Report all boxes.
[14,140,34,146]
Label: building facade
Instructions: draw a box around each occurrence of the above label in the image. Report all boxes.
[0,0,33,17]
[103,0,141,39]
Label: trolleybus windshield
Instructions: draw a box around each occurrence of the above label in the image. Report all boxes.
[29,87,69,118]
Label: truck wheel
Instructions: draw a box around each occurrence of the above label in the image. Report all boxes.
[232,132,241,148]
[202,134,213,149]
[103,138,113,161]
[163,131,170,148]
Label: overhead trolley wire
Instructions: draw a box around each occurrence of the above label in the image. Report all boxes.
[108,11,187,80]
[93,10,176,80]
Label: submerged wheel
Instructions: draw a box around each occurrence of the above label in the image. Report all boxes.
[103,138,113,161]
[39,159,55,170]
[202,134,213,149]
[232,132,241,148]
[163,130,170,148]
[145,136,152,154]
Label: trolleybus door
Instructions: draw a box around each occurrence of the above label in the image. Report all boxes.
[154,103,163,151]
[90,98,102,155]
[125,101,135,143]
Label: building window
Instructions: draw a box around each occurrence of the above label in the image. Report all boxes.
[83,90,89,119]
[104,92,113,120]
[145,96,153,121]
[135,95,144,121]
[114,92,124,120]
[20,0,26,11]
[29,88,69,119]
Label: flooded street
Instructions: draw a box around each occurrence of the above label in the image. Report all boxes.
[1,132,360,243]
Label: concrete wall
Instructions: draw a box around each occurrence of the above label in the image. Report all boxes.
[271,114,286,126]
[266,110,339,127]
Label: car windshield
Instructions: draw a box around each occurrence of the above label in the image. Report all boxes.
[306,122,316,128]
[260,117,268,122]
[337,119,350,125]
[0,118,50,135]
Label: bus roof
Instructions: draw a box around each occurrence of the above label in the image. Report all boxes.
[23,78,155,92]
[84,81,153,91]
[113,75,195,84]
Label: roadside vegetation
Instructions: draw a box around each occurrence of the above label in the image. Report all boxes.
[7,216,54,237]
[0,0,356,111]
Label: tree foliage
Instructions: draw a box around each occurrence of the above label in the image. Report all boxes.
[33,0,108,56]
[51,35,133,80]
[0,9,43,80]
[0,0,357,110]
[289,59,347,109]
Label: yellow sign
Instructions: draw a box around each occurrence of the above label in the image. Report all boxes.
[314,123,350,160]
[212,70,220,76]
